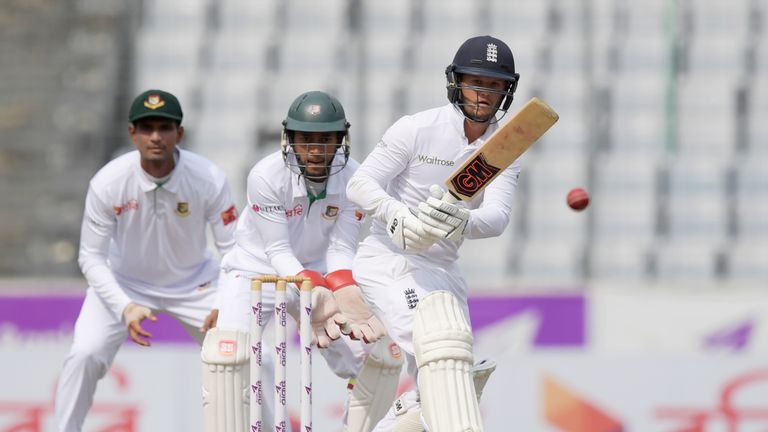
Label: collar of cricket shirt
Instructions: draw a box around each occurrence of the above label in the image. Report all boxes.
[291,167,346,201]
[135,148,184,193]
[447,102,500,147]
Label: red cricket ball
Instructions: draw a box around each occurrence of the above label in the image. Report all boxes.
[567,188,590,211]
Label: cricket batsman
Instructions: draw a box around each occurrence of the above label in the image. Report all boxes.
[346,35,522,431]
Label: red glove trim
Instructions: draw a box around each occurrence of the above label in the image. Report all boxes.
[297,269,327,289]
[325,269,356,292]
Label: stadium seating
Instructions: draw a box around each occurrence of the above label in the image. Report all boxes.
[520,154,589,245]
[590,240,652,281]
[727,240,768,283]
[664,154,730,245]
[734,153,768,242]
[87,0,768,287]
[591,152,659,245]
[653,241,723,284]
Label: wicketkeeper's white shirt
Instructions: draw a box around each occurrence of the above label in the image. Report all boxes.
[78,149,237,318]
[346,103,521,266]
[221,150,363,277]
[215,150,369,396]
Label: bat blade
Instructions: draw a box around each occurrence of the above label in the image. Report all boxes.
[445,97,559,201]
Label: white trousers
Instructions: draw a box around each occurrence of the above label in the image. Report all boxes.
[54,283,215,432]
[352,241,470,374]
[353,241,471,431]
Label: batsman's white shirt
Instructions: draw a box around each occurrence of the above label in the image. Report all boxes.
[216,151,367,377]
[346,103,520,359]
[79,149,237,318]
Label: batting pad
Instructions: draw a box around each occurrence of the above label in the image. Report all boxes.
[346,335,404,432]
[201,328,250,432]
[391,360,497,432]
[413,291,483,432]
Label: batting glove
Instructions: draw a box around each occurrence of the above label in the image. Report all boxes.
[386,203,447,252]
[417,184,470,242]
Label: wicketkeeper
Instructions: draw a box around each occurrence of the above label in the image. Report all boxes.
[201,91,403,432]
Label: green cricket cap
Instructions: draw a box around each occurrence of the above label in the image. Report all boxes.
[128,89,183,123]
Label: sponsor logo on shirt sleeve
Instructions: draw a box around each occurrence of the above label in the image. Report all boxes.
[251,203,303,218]
[220,205,238,225]
[251,204,284,214]
[113,199,139,216]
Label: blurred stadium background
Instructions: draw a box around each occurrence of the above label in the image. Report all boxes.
[1,0,767,430]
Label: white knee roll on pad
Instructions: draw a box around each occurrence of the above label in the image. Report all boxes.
[201,328,250,432]
[413,291,482,432]
[346,335,405,432]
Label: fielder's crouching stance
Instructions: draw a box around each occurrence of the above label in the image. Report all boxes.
[200,91,403,432]
[346,35,522,431]
[53,89,239,432]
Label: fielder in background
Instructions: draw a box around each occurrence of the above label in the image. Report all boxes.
[346,35,522,431]
[201,90,403,432]
[54,90,238,432]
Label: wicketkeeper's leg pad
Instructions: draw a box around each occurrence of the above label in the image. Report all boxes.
[413,290,483,432]
[346,335,405,432]
[201,328,250,432]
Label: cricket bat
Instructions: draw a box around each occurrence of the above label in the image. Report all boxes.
[444,97,559,203]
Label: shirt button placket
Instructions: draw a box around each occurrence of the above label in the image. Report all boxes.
[154,187,166,220]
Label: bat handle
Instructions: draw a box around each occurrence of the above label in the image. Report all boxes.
[442,190,460,204]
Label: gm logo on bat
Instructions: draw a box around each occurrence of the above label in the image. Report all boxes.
[450,153,501,198]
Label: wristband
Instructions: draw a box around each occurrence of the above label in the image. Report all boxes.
[325,269,356,292]
[297,269,327,290]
